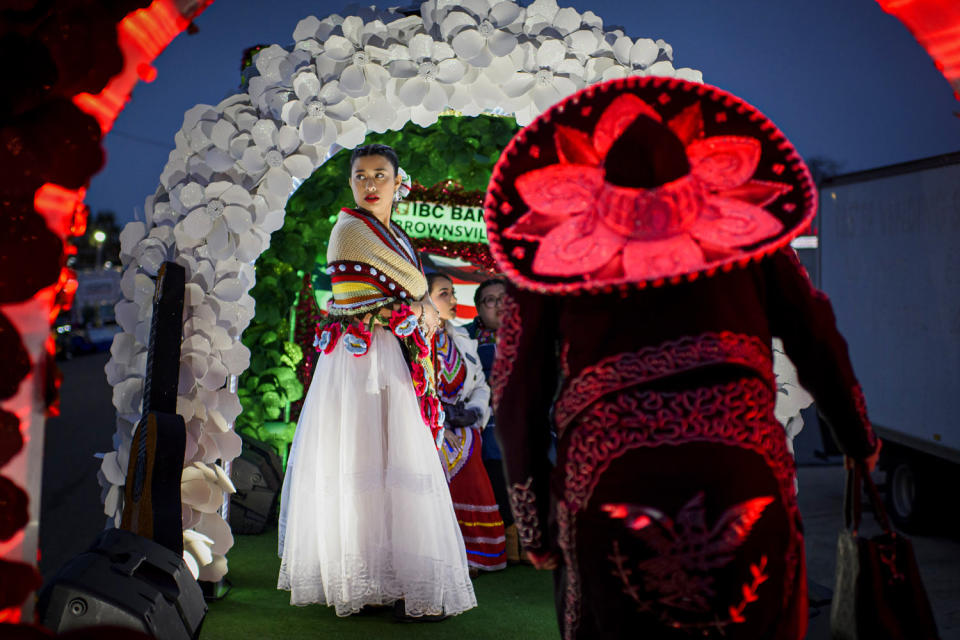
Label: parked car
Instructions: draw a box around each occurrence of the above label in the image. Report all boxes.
[54,318,121,360]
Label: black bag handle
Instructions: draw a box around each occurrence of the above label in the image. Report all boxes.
[843,463,862,532]
[843,461,895,536]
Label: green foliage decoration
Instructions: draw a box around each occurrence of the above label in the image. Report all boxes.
[235,114,519,462]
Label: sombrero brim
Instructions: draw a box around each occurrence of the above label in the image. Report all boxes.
[484,76,817,294]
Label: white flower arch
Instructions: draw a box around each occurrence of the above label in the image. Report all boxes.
[100,0,702,581]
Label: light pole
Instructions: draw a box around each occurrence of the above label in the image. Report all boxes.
[92,230,106,268]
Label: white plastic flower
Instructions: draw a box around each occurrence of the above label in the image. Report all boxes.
[104,331,147,388]
[586,35,699,84]
[606,36,665,78]
[390,33,466,126]
[118,221,147,264]
[559,13,611,63]
[178,384,244,467]
[419,0,455,34]
[390,33,467,105]
[162,106,227,188]
[522,0,571,37]
[182,461,235,514]
[171,181,259,263]
[502,39,583,123]
[179,333,223,395]
[239,119,315,199]
[442,0,524,67]
[281,71,354,146]
[160,102,262,196]
[129,230,172,277]
[321,16,392,98]
[181,464,235,581]
[96,431,132,524]
[292,14,343,55]
[252,44,293,83]
[347,91,400,134]
[674,67,705,82]
[193,512,233,582]
[395,167,412,201]
[184,96,258,181]
[183,529,214,579]
[773,338,814,426]
[384,13,424,42]
[247,47,312,117]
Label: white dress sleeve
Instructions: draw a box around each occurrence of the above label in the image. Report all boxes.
[451,325,491,429]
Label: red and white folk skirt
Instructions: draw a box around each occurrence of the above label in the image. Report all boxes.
[441,427,507,571]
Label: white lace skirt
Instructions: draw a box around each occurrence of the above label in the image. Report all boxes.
[277,325,476,617]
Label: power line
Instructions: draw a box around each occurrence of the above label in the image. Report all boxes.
[107,129,173,150]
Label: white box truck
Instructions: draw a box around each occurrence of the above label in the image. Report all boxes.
[818,152,960,530]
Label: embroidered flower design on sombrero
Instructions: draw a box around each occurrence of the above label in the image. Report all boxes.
[505,94,793,282]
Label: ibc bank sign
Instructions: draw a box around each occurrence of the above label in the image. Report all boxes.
[394,201,487,243]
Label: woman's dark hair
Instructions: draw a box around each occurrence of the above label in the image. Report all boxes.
[350,144,399,175]
[473,277,508,307]
[427,271,453,293]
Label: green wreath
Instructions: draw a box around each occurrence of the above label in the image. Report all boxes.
[235,114,518,463]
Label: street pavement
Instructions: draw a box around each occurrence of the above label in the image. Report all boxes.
[40,351,960,638]
[40,352,115,583]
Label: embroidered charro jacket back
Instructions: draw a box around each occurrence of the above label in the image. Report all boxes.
[492,249,878,638]
[493,246,878,554]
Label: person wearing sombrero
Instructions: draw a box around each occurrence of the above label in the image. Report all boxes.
[485,76,881,639]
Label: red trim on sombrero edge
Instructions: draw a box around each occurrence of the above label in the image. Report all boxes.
[483,76,816,296]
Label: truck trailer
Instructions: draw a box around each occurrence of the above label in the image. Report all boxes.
[818,151,960,530]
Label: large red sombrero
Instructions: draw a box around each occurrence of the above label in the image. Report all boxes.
[484,76,816,293]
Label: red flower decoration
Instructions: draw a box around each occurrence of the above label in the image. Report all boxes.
[506,95,792,282]
[315,322,342,355]
[410,361,428,397]
[410,326,430,359]
[419,394,443,441]
[343,322,372,357]
[389,304,419,338]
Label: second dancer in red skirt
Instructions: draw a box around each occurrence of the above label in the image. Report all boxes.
[428,272,507,575]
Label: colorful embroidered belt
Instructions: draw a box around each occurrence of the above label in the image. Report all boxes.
[554,331,774,435]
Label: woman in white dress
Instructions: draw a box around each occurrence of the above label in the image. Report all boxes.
[277,144,477,619]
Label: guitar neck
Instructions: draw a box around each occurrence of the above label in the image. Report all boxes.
[142,262,186,415]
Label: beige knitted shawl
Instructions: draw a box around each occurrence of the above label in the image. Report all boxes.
[326,209,427,311]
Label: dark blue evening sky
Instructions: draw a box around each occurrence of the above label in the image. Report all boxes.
[86,0,960,224]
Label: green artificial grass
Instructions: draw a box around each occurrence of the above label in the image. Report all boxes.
[201,529,560,640]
